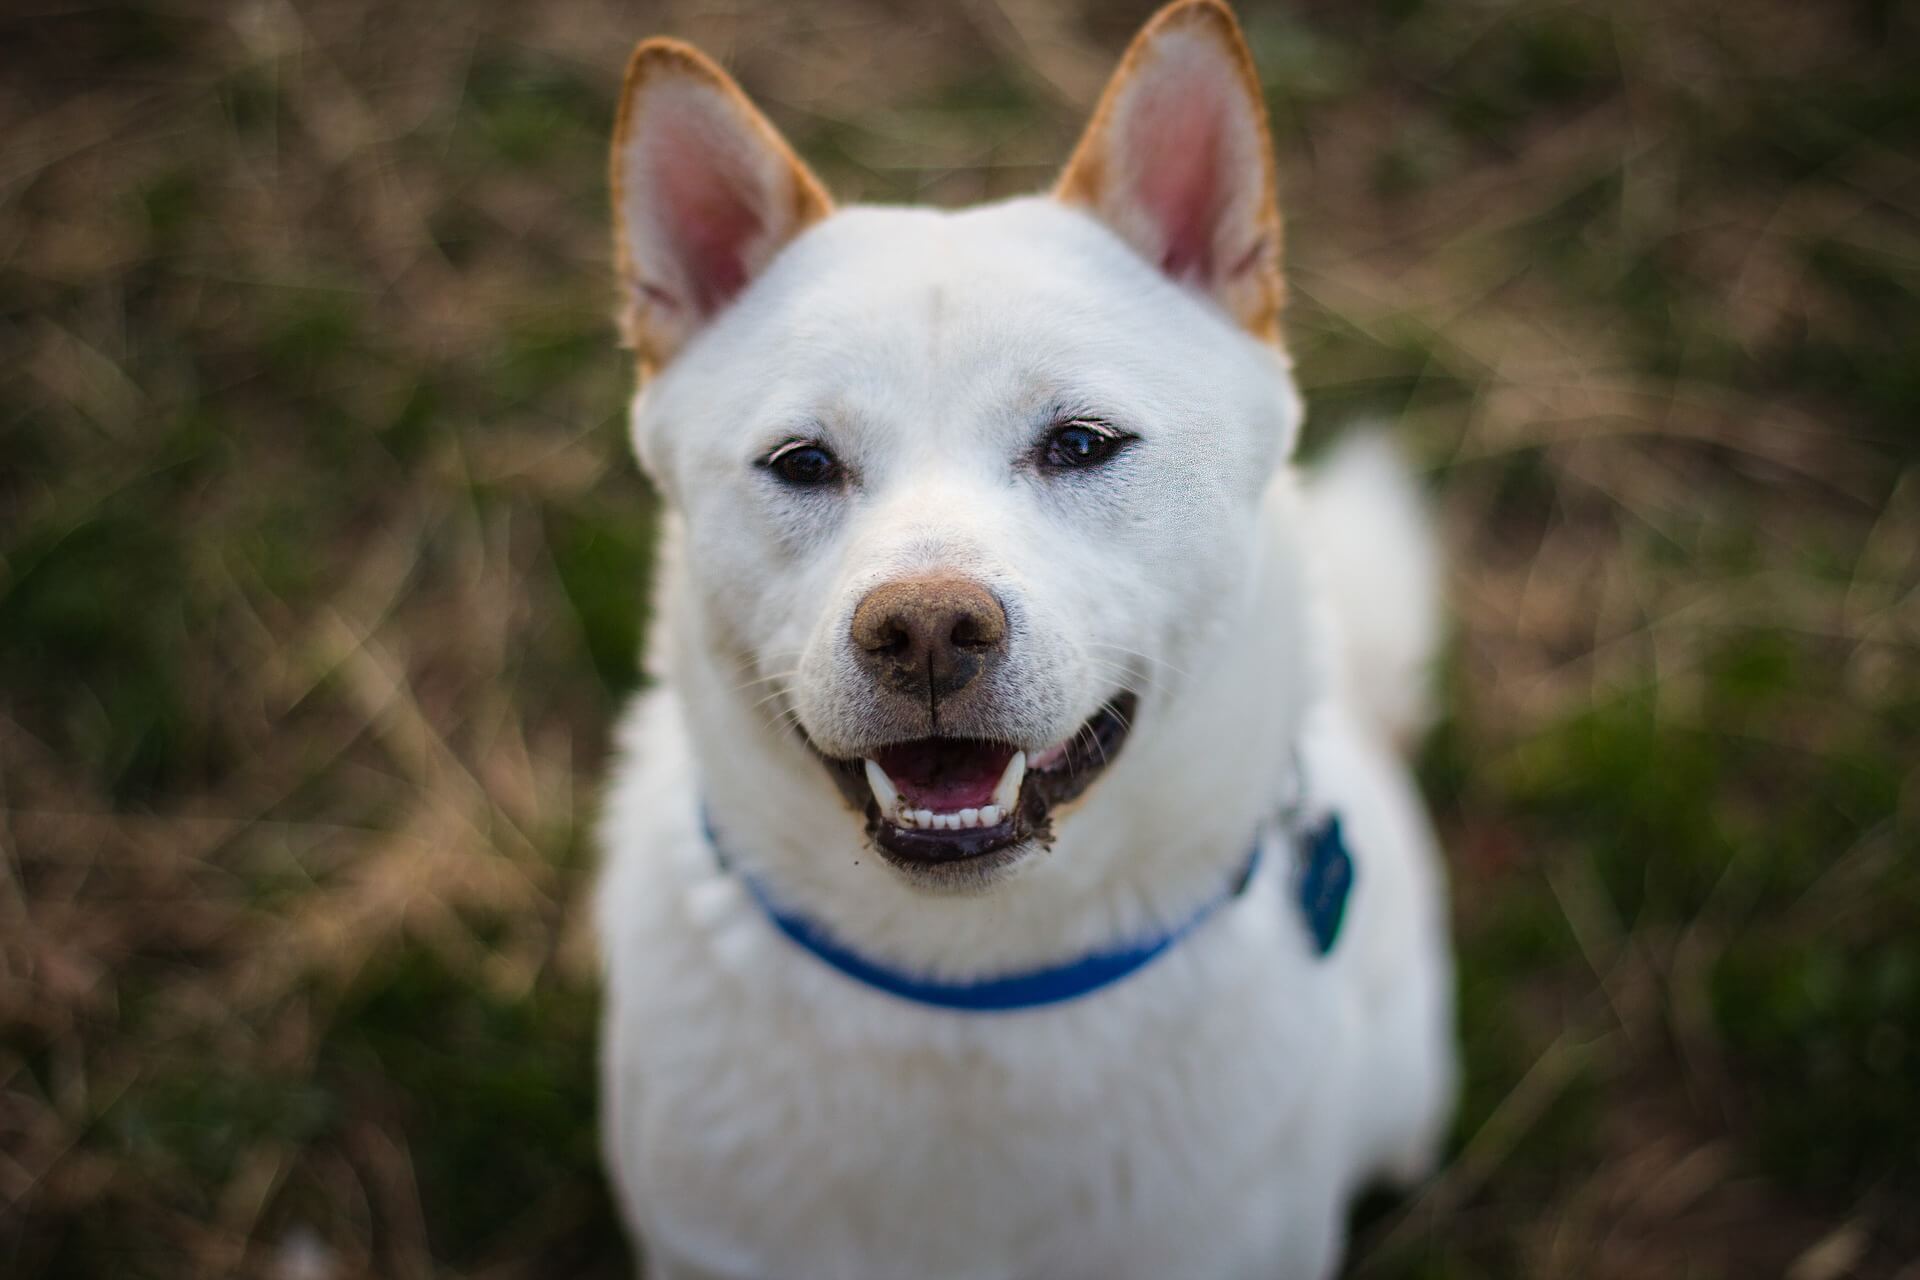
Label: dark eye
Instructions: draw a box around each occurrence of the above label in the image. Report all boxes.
[763,440,841,488]
[1040,421,1128,470]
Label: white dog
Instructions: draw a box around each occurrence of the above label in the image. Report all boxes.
[595,3,1457,1276]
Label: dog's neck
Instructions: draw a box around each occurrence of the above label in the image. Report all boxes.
[660,473,1323,978]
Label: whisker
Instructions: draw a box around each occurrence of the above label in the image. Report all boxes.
[1085,642,1188,681]
[1069,717,1109,773]
[731,669,799,694]
[759,705,805,741]
[749,686,795,714]
[1086,720,1112,768]
[729,648,804,677]
[1082,656,1149,695]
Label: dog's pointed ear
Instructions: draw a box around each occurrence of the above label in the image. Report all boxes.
[1055,0,1282,340]
[611,39,832,367]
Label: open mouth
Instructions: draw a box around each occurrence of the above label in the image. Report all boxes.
[815,691,1137,876]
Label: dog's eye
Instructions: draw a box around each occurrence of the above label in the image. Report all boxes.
[1040,421,1129,471]
[762,440,841,488]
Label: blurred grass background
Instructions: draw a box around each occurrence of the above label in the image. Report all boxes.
[2,0,1917,1275]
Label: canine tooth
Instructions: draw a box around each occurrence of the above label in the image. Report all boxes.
[979,804,1000,827]
[863,759,900,818]
[913,808,934,829]
[992,751,1026,815]
[959,808,980,828]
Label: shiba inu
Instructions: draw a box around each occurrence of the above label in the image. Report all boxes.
[594,2,1457,1275]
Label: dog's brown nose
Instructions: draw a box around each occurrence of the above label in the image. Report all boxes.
[851,576,1007,703]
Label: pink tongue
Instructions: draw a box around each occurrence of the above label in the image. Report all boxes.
[874,739,1013,811]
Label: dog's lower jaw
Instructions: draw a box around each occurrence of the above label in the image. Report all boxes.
[873,837,1040,892]
[863,786,1059,893]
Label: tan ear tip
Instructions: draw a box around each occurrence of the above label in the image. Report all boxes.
[1136,0,1244,50]
[1144,0,1243,35]
[621,36,731,93]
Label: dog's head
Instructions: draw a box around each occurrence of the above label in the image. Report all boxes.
[612,1,1303,888]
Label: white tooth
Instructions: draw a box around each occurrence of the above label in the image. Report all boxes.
[992,751,1026,815]
[913,808,934,829]
[863,759,900,818]
[937,813,957,830]
[959,808,980,829]
[979,804,1000,827]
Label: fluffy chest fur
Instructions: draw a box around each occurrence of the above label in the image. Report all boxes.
[601,805,1348,1278]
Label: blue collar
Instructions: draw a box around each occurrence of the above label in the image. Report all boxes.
[704,809,1352,1013]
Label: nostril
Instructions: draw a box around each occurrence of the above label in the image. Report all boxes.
[874,619,912,657]
[950,614,990,651]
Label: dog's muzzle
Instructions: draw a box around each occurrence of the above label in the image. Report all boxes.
[798,575,1139,881]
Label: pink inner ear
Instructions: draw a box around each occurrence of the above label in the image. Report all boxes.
[645,106,768,315]
[1125,75,1232,284]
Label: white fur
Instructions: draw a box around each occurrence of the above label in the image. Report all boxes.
[1301,432,1443,746]
[598,10,1453,1271]
[594,193,1458,1278]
